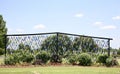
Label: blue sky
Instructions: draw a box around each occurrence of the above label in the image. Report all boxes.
[0,0,120,48]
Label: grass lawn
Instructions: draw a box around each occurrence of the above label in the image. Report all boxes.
[0,66,120,74]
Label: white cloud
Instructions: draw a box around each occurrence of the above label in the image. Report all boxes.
[93,22,117,30]
[34,24,45,30]
[94,22,103,26]
[16,29,24,32]
[112,16,120,20]
[100,25,116,30]
[75,13,84,18]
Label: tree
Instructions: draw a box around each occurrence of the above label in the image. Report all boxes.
[0,15,7,55]
[41,34,72,63]
[41,34,72,56]
[73,37,98,52]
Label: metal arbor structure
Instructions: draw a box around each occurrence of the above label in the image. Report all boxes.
[5,32,112,57]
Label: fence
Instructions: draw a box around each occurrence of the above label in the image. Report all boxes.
[5,32,112,57]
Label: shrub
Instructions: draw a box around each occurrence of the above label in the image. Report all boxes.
[78,53,92,66]
[5,53,20,65]
[106,57,119,67]
[50,54,62,63]
[105,57,113,67]
[0,48,4,55]
[63,51,72,58]
[5,51,34,65]
[21,53,34,63]
[5,56,15,65]
[97,54,108,64]
[13,53,21,63]
[62,58,69,64]
[68,53,78,64]
[36,51,50,64]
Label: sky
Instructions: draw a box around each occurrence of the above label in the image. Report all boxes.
[0,0,120,49]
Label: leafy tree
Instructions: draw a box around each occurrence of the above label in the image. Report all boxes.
[41,34,72,56]
[0,15,7,55]
[97,54,108,64]
[73,37,98,52]
[40,34,73,63]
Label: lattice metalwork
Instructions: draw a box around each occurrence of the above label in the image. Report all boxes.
[6,34,55,50]
[58,34,109,54]
[5,32,112,56]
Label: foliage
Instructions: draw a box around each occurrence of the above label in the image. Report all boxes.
[78,53,92,66]
[63,51,73,58]
[18,43,25,49]
[105,57,113,67]
[97,54,108,64]
[106,57,119,67]
[50,54,62,63]
[15,45,34,63]
[68,53,78,64]
[73,37,98,52]
[21,52,34,63]
[5,53,21,65]
[0,48,4,55]
[0,15,7,55]
[18,44,31,51]
[62,58,69,64]
[40,34,72,63]
[41,34,72,56]
[5,48,34,65]
[36,51,50,63]
[5,55,15,65]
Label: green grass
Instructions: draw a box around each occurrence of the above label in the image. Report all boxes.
[0,66,120,74]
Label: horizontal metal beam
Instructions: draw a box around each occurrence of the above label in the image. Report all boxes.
[5,32,57,36]
[5,32,113,40]
[57,32,113,40]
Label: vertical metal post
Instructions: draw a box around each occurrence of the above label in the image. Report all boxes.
[108,39,110,56]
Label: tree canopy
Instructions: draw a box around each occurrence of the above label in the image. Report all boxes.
[0,15,7,55]
[40,34,99,55]
[41,34,72,55]
[73,37,98,52]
